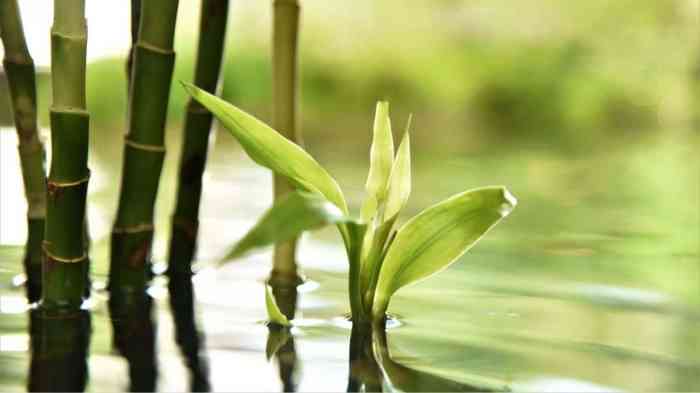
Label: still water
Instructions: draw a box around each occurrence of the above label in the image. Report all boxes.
[0,125,698,391]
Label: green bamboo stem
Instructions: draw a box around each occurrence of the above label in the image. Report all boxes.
[42,0,90,310]
[271,0,302,284]
[126,0,141,91]
[110,0,179,308]
[168,0,228,278]
[167,2,227,390]
[0,0,47,303]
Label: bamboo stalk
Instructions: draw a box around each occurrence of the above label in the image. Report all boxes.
[126,0,141,91]
[270,0,302,286]
[109,0,179,308]
[167,1,228,390]
[109,2,178,390]
[26,2,92,391]
[43,0,90,310]
[0,0,47,303]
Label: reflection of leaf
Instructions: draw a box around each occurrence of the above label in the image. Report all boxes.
[221,191,351,263]
[266,327,292,361]
[373,329,510,392]
[373,186,517,318]
[379,360,509,392]
[265,285,291,327]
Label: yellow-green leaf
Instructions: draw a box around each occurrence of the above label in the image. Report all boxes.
[361,101,394,221]
[383,124,411,221]
[221,191,350,263]
[372,186,517,318]
[265,285,291,327]
[182,82,348,214]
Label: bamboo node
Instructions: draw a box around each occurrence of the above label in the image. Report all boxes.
[113,223,155,234]
[49,106,89,116]
[47,172,90,188]
[50,29,87,41]
[125,138,166,153]
[2,56,33,67]
[136,42,174,56]
[17,140,45,155]
[43,242,88,263]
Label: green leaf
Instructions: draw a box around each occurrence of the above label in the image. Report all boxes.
[265,327,292,361]
[182,82,348,215]
[383,119,412,220]
[265,285,291,327]
[221,191,350,262]
[372,186,517,318]
[361,101,394,221]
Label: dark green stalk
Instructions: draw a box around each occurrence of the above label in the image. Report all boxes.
[167,2,227,390]
[0,0,47,303]
[271,0,302,283]
[126,0,141,91]
[110,0,178,310]
[26,2,92,391]
[109,2,178,390]
[43,0,90,311]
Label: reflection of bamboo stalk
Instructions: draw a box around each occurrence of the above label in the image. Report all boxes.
[271,0,302,284]
[109,3,178,389]
[167,2,228,390]
[0,0,47,303]
[43,0,90,309]
[27,2,93,391]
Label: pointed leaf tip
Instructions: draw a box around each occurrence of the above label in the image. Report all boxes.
[372,186,516,319]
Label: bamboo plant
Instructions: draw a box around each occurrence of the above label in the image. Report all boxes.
[109,0,179,326]
[0,0,47,303]
[27,1,92,391]
[270,0,303,288]
[109,1,178,390]
[167,0,228,390]
[182,85,517,327]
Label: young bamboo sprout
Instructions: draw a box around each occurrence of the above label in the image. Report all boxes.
[183,85,517,327]
[0,0,47,303]
[109,1,179,390]
[27,1,92,391]
[167,0,228,390]
[271,0,303,288]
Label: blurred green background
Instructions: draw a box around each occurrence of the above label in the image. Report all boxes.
[1,0,697,154]
[1,1,699,391]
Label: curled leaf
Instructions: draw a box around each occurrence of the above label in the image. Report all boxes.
[265,285,291,327]
[182,82,348,214]
[361,101,394,221]
[221,191,351,263]
[372,186,517,319]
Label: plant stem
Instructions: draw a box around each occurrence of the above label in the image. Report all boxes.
[110,3,178,389]
[167,3,228,389]
[271,0,302,282]
[126,0,141,92]
[0,0,47,303]
[110,0,179,309]
[168,0,228,284]
[26,2,92,390]
[43,0,90,310]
